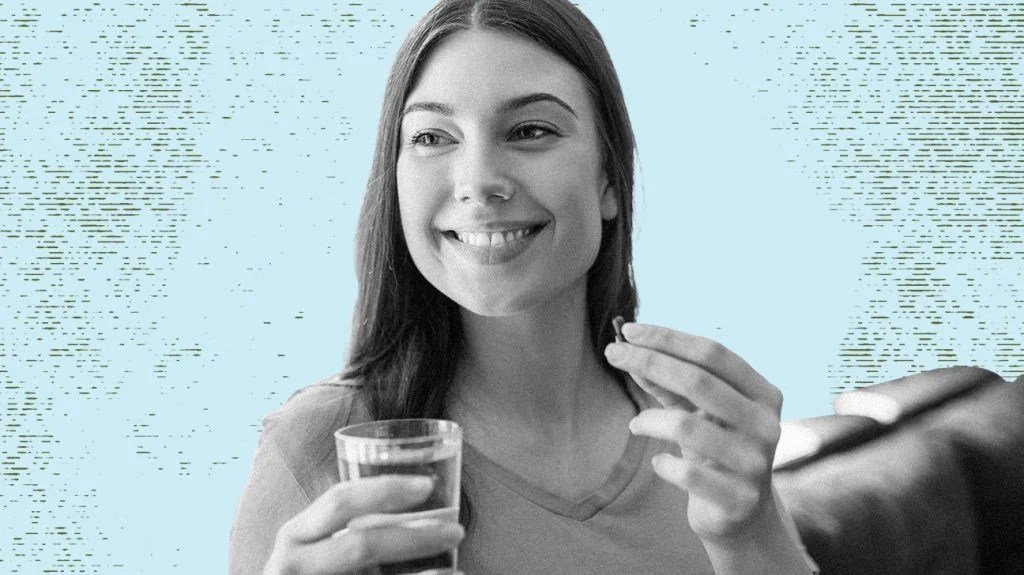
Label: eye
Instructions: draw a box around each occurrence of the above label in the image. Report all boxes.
[510,123,559,141]
[409,130,455,147]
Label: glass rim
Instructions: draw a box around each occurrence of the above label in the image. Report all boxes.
[334,418,462,445]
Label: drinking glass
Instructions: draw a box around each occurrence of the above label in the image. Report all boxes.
[334,419,462,575]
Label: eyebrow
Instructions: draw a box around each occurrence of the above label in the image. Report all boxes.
[401,92,578,119]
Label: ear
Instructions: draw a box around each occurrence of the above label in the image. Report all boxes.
[599,183,619,221]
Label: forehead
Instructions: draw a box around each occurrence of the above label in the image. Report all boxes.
[405,28,594,119]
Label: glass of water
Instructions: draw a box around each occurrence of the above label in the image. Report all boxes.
[334,419,462,575]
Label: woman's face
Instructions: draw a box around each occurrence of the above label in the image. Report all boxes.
[397,29,617,317]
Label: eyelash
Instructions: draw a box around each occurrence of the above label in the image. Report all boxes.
[408,131,450,147]
[407,123,560,147]
[510,123,560,141]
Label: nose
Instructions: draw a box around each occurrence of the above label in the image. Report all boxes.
[452,140,514,204]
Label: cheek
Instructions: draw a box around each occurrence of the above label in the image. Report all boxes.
[397,160,451,285]
[546,191,604,272]
[578,203,606,260]
[397,161,437,236]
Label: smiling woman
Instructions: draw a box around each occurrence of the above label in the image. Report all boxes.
[229,1,818,574]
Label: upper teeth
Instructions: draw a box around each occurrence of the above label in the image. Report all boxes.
[455,227,532,247]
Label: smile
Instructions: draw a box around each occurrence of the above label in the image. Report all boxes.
[441,223,548,265]
[447,224,545,247]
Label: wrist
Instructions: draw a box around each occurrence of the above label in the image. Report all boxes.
[698,492,811,575]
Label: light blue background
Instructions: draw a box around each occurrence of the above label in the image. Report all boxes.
[2,1,1021,572]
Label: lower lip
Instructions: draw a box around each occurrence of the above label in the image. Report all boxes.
[442,226,545,266]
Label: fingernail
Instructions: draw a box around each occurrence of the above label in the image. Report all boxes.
[438,522,465,541]
[404,518,446,529]
[650,454,664,472]
[405,519,464,542]
[627,417,639,434]
[604,343,625,362]
[621,322,636,339]
[409,475,434,491]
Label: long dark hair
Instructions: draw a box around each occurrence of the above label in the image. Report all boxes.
[342,0,638,522]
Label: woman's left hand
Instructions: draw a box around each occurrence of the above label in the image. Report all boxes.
[604,322,783,545]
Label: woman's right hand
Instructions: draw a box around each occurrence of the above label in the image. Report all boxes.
[262,475,465,574]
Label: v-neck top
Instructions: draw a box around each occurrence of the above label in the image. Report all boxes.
[460,376,653,521]
[455,377,717,574]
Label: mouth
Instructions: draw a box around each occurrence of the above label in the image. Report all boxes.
[439,222,548,266]
[442,223,547,248]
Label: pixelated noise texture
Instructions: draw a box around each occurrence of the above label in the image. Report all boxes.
[0,1,419,572]
[782,2,1024,392]
[0,1,1021,573]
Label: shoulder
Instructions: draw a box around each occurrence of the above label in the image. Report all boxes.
[258,373,371,498]
[262,373,369,451]
[231,375,369,572]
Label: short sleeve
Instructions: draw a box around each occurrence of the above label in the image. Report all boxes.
[229,377,367,574]
[229,435,313,575]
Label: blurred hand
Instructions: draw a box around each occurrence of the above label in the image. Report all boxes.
[263,475,464,575]
[604,322,783,544]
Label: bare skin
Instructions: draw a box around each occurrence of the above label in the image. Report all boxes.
[447,279,636,502]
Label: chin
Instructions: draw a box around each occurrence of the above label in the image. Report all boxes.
[443,277,583,320]
[450,291,535,318]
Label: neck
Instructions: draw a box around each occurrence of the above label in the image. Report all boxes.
[449,279,624,442]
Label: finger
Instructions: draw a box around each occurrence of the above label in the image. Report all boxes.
[346,506,457,531]
[630,408,772,478]
[282,475,435,543]
[651,453,761,521]
[303,521,464,574]
[629,371,695,411]
[620,323,782,410]
[606,341,774,437]
[626,371,729,432]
